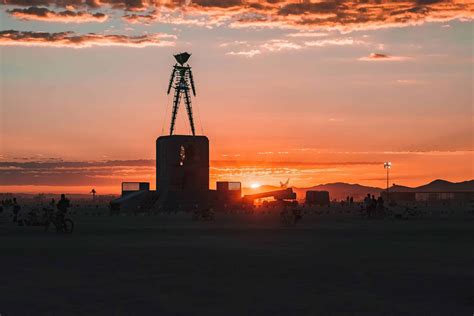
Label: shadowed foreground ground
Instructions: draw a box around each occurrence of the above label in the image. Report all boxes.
[1,213,473,315]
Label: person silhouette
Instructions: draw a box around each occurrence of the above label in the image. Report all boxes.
[371,195,377,217]
[377,196,385,211]
[56,194,70,220]
[12,198,20,223]
[364,194,371,217]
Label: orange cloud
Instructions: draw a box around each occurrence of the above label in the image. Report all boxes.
[7,7,108,23]
[3,0,155,10]
[4,0,471,31]
[196,0,474,31]
[123,11,158,24]
[0,30,176,48]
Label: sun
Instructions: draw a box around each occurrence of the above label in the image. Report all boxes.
[250,183,261,189]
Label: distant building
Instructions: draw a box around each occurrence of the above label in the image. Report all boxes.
[216,181,242,204]
[110,182,154,214]
[305,191,330,206]
[122,182,150,196]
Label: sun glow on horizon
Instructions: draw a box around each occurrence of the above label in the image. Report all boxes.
[250,182,262,189]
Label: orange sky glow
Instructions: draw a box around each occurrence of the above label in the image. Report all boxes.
[0,0,472,194]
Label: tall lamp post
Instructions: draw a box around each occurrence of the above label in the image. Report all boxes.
[384,162,391,202]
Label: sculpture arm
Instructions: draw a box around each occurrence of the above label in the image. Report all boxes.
[189,68,196,96]
[167,66,177,94]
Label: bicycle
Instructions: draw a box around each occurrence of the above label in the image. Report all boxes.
[44,210,74,233]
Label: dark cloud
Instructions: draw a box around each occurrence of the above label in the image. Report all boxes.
[368,53,389,59]
[0,30,176,47]
[1,1,472,36]
[193,0,473,31]
[105,0,144,10]
[2,0,146,9]
[278,2,339,16]
[416,0,444,5]
[7,6,108,22]
[211,160,383,168]
[358,52,411,61]
[3,0,83,6]
[122,11,157,23]
[0,160,155,186]
[191,0,243,8]
[0,159,383,186]
[0,160,155,170]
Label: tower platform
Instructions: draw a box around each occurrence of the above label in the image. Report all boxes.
[156,135,209,209]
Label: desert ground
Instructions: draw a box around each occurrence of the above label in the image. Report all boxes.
[1,208,473,315]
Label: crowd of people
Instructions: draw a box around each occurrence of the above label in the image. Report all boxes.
[0,192,391,227]
[363,194,385,218]
[339,196,355,207]
[0,198,21,222]
[0,194,71,225]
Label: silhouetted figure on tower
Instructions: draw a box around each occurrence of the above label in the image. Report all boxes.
[167,52,197,136]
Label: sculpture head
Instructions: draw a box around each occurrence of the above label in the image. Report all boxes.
[174,52,191,65]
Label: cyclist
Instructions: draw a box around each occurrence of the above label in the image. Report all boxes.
[56,194,70,221]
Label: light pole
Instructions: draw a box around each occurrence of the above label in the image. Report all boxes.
[384,162,391,201]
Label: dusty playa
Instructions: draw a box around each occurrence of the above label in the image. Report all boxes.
[1,211,473,315]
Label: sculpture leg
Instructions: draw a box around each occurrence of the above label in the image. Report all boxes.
[170,88,182,135]
[183,87,196,136]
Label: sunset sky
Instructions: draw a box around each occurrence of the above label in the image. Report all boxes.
[0,0,473,194]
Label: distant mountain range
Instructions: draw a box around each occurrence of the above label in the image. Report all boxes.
[390,179,474,193]
[245,179,474,201]
[3,179,473,202]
